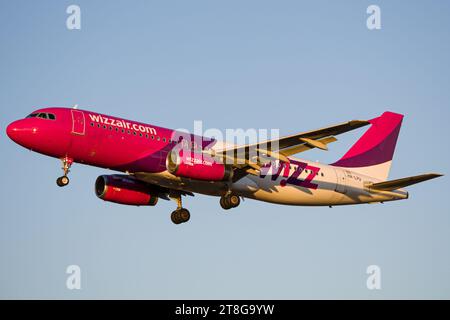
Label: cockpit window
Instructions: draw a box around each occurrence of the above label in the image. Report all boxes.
[26,112,56,120]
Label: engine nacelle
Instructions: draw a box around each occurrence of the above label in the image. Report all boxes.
[95,175,158,206]
[166,149,233,181]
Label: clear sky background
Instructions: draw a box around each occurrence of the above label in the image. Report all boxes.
[0,0,449,299]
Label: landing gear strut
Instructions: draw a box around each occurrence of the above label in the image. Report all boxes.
[170,194,190,224]
[220,194,240,210]
[56,157,73,187]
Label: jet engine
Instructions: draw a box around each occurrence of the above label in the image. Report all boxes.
[166,149,233,181]
[95,175,158,206]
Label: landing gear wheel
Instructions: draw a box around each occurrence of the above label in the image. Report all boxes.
[220,197,231,210]
[178,208,190,223]
[229,195,240,207]
[169,193,191,224]
[56,176,70,187]
[171,208,190,224]
[220,194,240,210]
[170,211,180,224]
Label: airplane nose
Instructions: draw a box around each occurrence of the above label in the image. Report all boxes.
[6,120,34,144]
[6,121,19,140]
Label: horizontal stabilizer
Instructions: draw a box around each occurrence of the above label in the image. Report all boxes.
[368,173,443,191]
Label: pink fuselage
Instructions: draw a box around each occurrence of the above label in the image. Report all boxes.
[7,107,212,174]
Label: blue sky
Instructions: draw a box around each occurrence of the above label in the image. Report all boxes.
[0,0,449,299]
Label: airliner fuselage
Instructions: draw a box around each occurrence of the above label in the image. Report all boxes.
[7,107,439,224]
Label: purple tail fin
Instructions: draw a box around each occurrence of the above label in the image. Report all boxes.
[331,111,404,180]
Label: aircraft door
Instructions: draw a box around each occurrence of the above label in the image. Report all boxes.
[334,168,347,194]
[71,110,85,135]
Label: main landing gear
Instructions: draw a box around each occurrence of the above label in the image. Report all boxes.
[56,157,73,187]
[170,194,190,225]
[220,194,240,210]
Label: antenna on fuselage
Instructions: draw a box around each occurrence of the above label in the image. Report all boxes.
[72,104,78,109]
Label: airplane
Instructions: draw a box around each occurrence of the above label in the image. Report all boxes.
[6,107,442,224]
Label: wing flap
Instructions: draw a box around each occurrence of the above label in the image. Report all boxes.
[280,136,337,156]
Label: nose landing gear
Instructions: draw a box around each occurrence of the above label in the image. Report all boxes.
[220,194,241,210]
[56,157,73,187]
[170,193,190,224]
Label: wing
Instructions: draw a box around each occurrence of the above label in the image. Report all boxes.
[209,119,370,181]
[131,173,194,200]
